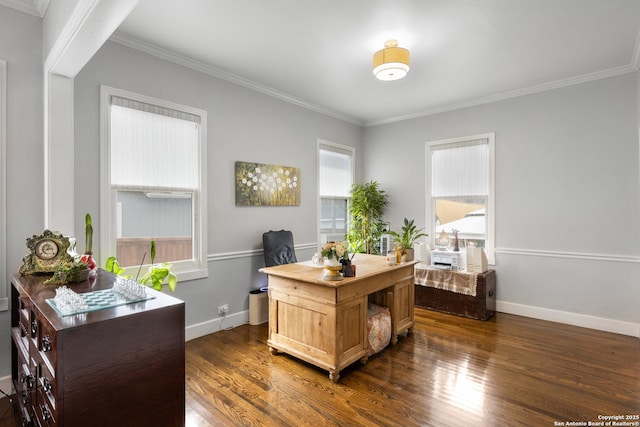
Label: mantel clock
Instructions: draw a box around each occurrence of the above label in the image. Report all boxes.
[19,229,74,275]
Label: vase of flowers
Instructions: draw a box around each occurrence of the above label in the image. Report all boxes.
[321,241,347,280]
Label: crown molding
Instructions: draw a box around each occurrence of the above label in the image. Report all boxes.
[365,63,639,127]
[0,0,48,17]
[108,32,364,127]
[106,30,640,129]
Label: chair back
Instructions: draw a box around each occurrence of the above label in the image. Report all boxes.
[263,230,297,267]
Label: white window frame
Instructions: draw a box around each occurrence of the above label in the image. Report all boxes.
[100,85,208,281]
[317,139,355,246]
[425,132,495,265]
[0,60,7,310]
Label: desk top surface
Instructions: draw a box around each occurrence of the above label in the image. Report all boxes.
[259,253,418,287]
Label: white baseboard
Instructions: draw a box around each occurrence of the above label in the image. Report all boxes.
[497,300,640,338]
[185,310,249,341]
[183,302,640,343]
[0,375,13,396]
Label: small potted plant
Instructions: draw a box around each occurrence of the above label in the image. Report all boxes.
[390,218,428,262]
[80,213,97,272]
[106,240,178,291]
[44,260,90,285]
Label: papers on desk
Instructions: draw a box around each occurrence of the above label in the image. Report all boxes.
[297,260,325,268]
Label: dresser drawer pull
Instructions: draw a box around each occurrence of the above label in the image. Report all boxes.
[42,335,52,352]
[21,390,30,404]
[30,320,37,337]
[20,372,35,389]
[26,374,35,389]
[41,404,52,421]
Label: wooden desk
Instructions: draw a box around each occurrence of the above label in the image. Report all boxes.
[259,254,416,382]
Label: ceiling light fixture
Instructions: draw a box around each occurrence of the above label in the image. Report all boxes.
[373,39,410,81]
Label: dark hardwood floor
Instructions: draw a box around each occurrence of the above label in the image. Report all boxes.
[2,308,638,426]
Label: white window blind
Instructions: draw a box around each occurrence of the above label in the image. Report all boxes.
[431,139,488,198]
[110,96,199,191]
[319,143,353,198]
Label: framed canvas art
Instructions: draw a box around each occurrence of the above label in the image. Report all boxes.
[235,161,300,206]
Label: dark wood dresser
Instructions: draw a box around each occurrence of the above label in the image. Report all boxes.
[415,268,496,320]
[10,269,185,427]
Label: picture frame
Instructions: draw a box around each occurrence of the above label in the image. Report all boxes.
[235,161,300,206]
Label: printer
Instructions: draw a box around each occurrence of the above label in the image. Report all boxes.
[431,249,466,270]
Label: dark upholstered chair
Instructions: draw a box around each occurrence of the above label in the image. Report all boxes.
[262,230,297,267]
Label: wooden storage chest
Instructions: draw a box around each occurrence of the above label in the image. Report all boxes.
[414,268,496,320]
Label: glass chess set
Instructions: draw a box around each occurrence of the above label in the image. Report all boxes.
[46,277,155,316]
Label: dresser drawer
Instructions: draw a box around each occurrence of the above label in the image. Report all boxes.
[16,359,35,407]
[18,296,31,338]
[11,270,186,426]
[37,356,57,419]
[37,317,57,370]
[34,392,57,426]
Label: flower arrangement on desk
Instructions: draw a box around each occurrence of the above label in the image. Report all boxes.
[321,241,348,265]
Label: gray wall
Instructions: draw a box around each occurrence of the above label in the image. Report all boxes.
[363,73,640,327]
[2,3,639,382]
[0,6,45,381]
[73,41,363,329]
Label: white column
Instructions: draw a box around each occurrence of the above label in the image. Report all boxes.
[43,0,141,234]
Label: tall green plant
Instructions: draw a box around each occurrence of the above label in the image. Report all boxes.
[347,181,389,254]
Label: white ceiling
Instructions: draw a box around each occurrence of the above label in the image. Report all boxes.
[9,0,640,126]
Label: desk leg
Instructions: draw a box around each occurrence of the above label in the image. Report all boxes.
[387,289,399,345]
[329,370,340,383]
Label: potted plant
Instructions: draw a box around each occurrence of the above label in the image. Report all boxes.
[106,240,178,291]
[80,213,97,271]
[44,261,90,285]
[390,218,428,261]
[346,181,389,255]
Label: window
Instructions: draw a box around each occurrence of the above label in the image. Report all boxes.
[318,140,354,244]
[100,86,207,281]
[427,133,495,264]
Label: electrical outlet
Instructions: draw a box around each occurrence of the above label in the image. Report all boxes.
[217,304,228,316]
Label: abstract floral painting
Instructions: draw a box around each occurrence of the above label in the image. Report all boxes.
[235,161,300,206]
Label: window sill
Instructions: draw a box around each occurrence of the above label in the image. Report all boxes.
[175,267,208,282]
[121,264,208,284]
